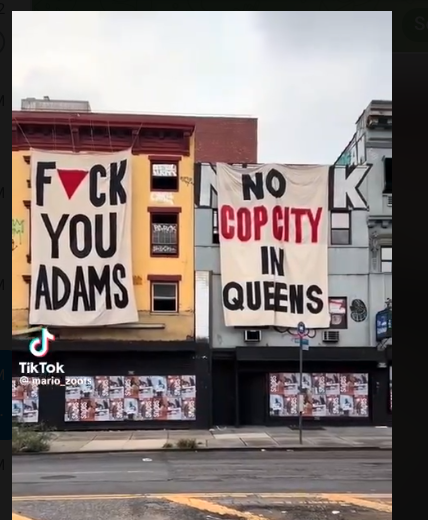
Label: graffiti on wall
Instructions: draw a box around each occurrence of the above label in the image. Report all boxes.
[194,163,371,211]
[350,299,368,323]
[12,218,25,251]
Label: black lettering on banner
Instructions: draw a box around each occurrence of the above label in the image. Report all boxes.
[43,212,118,260]
[95,213,117,258]
[36,158,130,315]
[261,246,284,276]
[36,162,56,206]
[306,285,324,314]
[69,214,92,259]
[89,160,127,207]
[42,214,69,259]
[222,281,324,315]
[275,283,288,312]
[242,168,287,201]
[247,282,261,311]
[110,160,127,205]
[112,264,129,308]
[35,265,53,310]
[88,266,112,310]
[263,281,275,311]
[34,264,130,312]
[51,267,71,310]
[290,285,304,314]
[72,266,91,311]
[222,282,245,311]
[89,164,107,207]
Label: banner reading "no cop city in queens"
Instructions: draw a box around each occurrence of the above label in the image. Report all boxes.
[217,163,330,329]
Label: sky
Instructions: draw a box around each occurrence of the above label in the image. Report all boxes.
[12,11,392,164]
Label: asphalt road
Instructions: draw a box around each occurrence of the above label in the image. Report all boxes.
[13,450,392,496]
[12,451,392,520]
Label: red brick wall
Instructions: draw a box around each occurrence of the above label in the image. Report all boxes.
[193,116,258,163]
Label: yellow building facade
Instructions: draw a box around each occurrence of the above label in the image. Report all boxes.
[12,111,196,342]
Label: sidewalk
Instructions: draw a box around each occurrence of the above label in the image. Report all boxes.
[46,426,392,454]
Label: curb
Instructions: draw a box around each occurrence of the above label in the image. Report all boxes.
[13,445,392,456]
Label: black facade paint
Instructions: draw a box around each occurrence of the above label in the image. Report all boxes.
[211,347,392,428]
[12,341,211,431]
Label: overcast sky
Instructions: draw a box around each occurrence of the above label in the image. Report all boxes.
[12,11,392,163]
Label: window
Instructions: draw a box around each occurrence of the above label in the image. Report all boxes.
[150,212,179,256]
[328,297,348,329]
[213,209,219,244]
[330,212,351,245]
[383,158,392,194]
[150,161,179,191]
[381,246,392,273]
[151,283,178,313]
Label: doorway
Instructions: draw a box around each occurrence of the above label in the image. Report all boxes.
[238,372,265,426]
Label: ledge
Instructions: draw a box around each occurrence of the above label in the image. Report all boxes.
[367,215,392,228]
[149,155,182,162]
[147,206,182,213]
[147,274,182,282]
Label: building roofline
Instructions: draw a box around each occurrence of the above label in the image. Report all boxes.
[12,110,196,133]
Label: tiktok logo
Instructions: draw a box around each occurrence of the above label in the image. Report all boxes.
[29,327,55,358]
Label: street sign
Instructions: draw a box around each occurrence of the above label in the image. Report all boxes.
[376,309,392,341]
[294,338,309,345]
[297,322,306,336]
[294,337,310,349]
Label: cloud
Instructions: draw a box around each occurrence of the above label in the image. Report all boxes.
[12,11,391,163]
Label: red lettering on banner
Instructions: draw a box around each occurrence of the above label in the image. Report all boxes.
[220,205,323,244]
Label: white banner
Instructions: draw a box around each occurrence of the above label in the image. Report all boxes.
[29,150,138,326]
[217,163,330,328]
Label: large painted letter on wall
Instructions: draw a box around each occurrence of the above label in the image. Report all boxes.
[30,150,138,326]
[217,163,330,329]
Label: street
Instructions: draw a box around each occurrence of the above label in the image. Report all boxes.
[12,450,392,519]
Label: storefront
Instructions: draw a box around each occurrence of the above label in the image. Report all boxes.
[212,346,392,428]
[12,339,211,430]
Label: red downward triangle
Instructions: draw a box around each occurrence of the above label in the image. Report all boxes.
[57,169,88,199]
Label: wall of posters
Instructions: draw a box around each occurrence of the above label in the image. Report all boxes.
[269,372,369,418]
[12,377,39,423]
[64,375,196,422]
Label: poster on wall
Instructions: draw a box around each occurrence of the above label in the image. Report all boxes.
[217,163,330,328]
[12,377,39,423]
[64,375,196,422]
[269,372,369,418]
[29,149,138,327]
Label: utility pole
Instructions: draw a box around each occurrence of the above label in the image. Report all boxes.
[297,321,309,446]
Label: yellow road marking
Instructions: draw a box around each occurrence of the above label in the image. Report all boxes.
[12,492,392,514]
[322,494,392,513]
[161,495,268,520]
[13,494,146,502]
[154,493,326,499]
[12,514,34,520]
[12,493,328,502]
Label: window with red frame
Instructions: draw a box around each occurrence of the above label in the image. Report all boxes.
[151,213,178,256]
[151,282,178,313]
[151,162,179,191]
